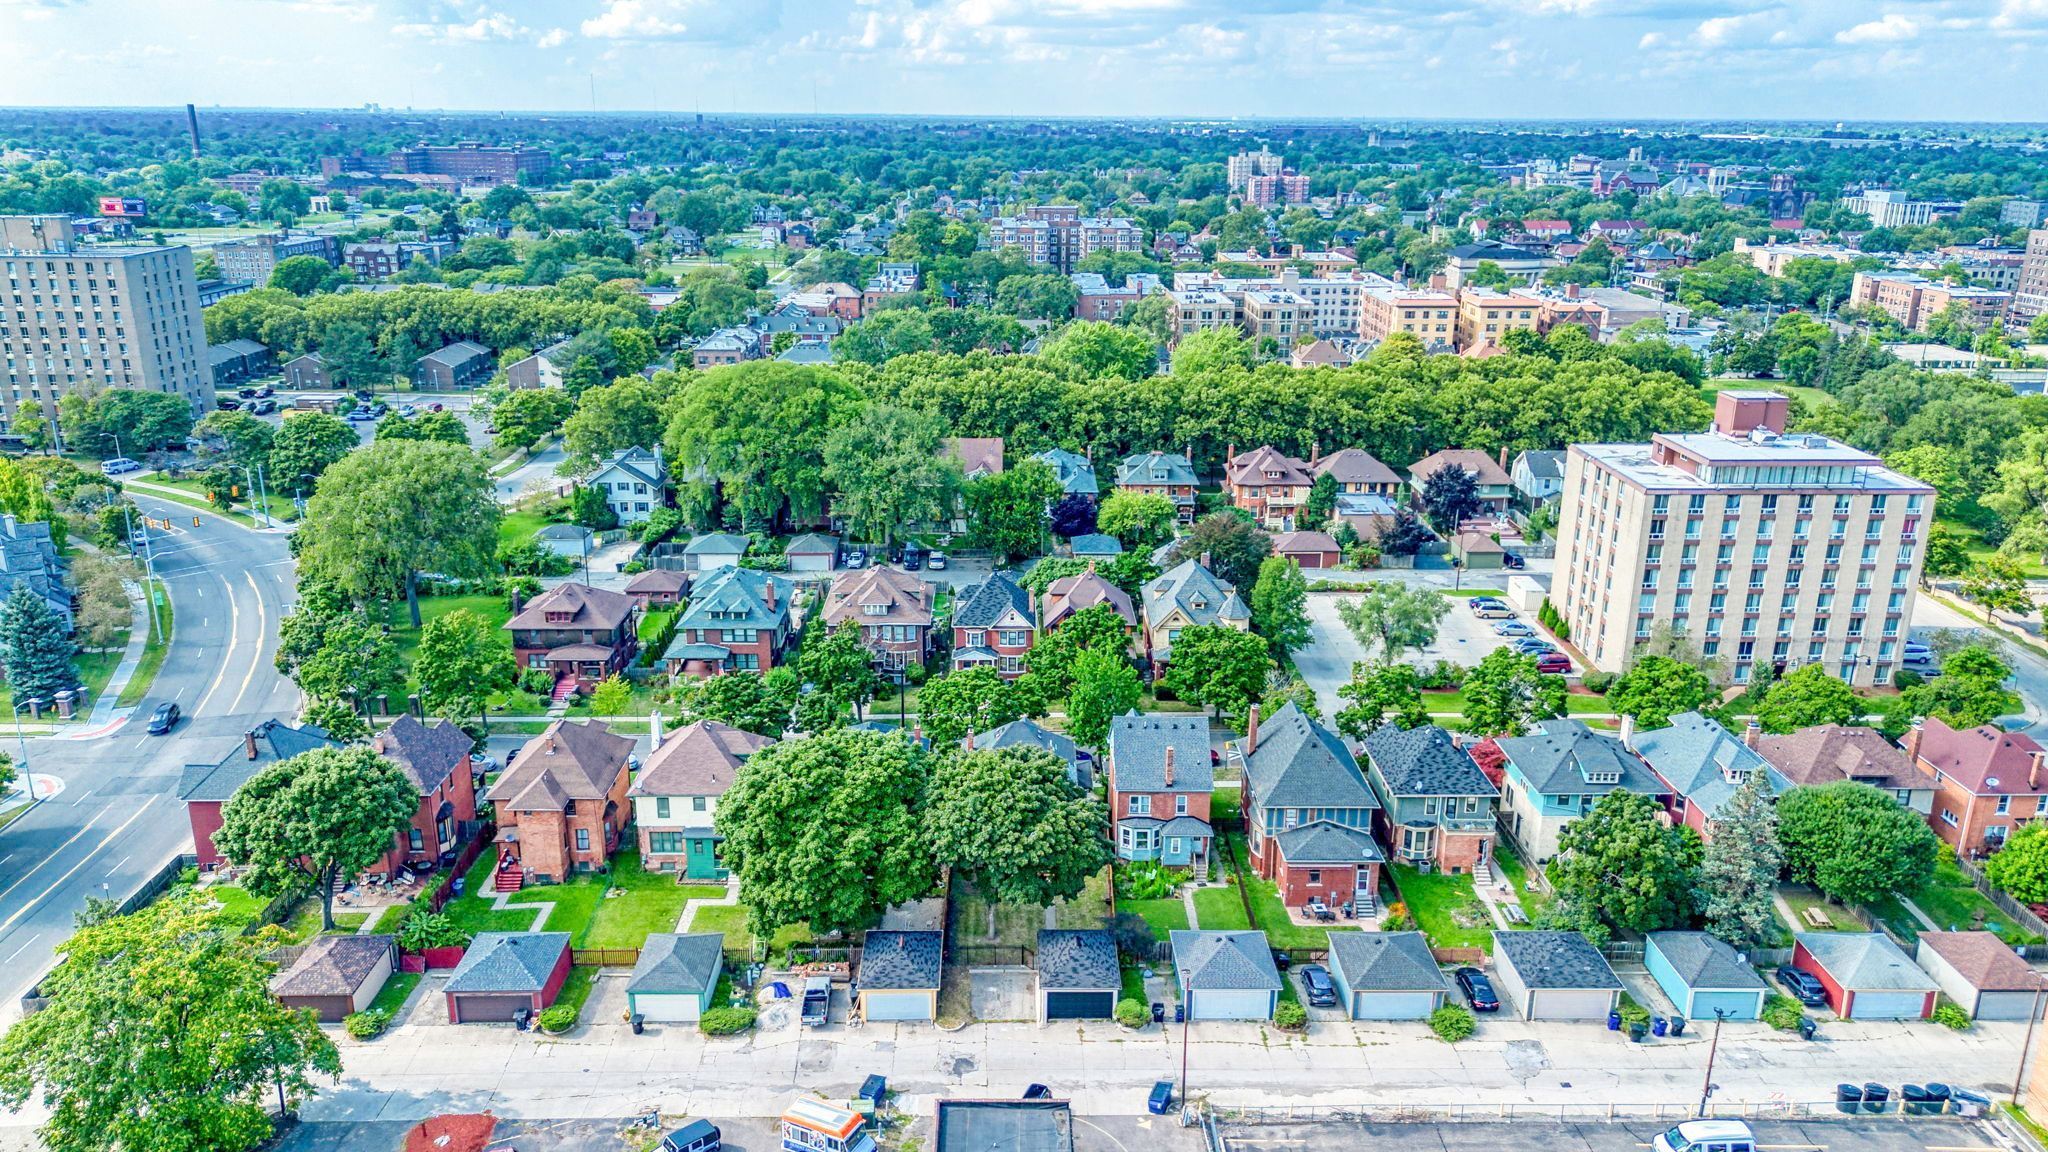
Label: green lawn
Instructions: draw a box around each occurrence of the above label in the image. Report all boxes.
[1908,854,2043,944]
[370,902,411,934]
[1490,842,1551,926]
[436,849,719,948]
[367,971,421,1017]
[498,507,566,551]
[1211,784,1242,831]
[1779,885,1857,934]
[1389,864,1493,950]
[950,873,1047,949]
[685,902,814,959]
[1940,517,2048,580]
[564,679,665,717]
[554,965,598,1021]
[1052,867,1113,929]
[117,580,173,708]
[1191,886,1251,930]
[1121,898,1190,941]
[582,858,725,950]
[382,594,514,682]
[191,882,273,926]
[1220,833,1352,950]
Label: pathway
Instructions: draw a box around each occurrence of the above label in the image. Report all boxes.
[679,879,741,931]
[76,582,151,731]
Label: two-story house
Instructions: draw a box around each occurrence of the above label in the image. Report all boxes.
[1116,451,1199,525]
[1224,445,1315,531]
[1361,723,1499,875]
[1240,704,1385,914]
[1632,714,1789,840]
[1909,716,2048,858]
[1107,712,1214,872]
[1311,448,1403,502]
[1754,723,1938,815]
[586,447,668,526]
[1140,559,1250,670]
[1407,448,1516,517]
[630,719,772,878]
[951,571,1035,679]
[504,583,639,691]
[822,566,933,681]
[1033,448,1098,497]
[485,720,636,888]
[1042,567,1139,656]
[367,715,479,878]
[1493,718,1671,862]
[665,567,795,677]
[178,721,341,869]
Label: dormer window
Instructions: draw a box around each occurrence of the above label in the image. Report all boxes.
[1583,769,1620,786]
[1190,597,1206,610]
[862,602,888,616]
[545,610,572,624]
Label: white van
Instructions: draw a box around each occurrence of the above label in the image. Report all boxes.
[1652,1120,1755,1152]
[100,457,141,477]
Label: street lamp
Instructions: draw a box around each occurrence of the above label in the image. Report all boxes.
[12,697,42,802]
[1696,1007,1730,1117]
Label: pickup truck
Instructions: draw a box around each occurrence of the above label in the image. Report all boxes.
[801,977,832,1027]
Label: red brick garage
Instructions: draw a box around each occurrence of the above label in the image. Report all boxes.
[444,932,572,1024]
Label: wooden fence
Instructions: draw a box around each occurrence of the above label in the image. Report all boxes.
[572,948,642,968]
[1951,852,2048,946]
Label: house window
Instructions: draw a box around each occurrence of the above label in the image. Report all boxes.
[692,796,708,812]
[1128,795,1150,815]
[1175,794,1188,815]
[408,828,424,851]
[1998,795,2012,815]
[1307,869,1321,885]
[575,828,591,851]
[656,797,671,819]
[1939,808,1958,827]
[1168,837,1182,855]
[648,832,683,854]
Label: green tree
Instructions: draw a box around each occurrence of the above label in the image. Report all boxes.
[1419,463,1480,533]
[268,255,338,296]
[12,409,49,453]
[1923,528,1970,580]
[1249,555,1311,655]
[796,621,883,720]
[320,321,386,389]
[410,411,470,446]
[1607,655,1712,731]
[213,746,419,929]
[1067,646,1141,748]
[664,362,861,531]
[1158,624,1271,723]
[1167,511,1271,590]
[295,439,501,627]
[1960,555,2034,623]
[1545,791,1702,942]
[1756,664,1859,734]
[965,460,1061,560]
[1038,321,1157,382]
[57,387,196,457]
[268,411,360,497]
[1466,260,1513,291]
[1699,769,1783,950]
[928,747,1110,906]
[823,405,960,546]
[571,485,619,531]
[608,327,658,375]
[1335,662,1429,740]
[0,894,341,1152]
[1984,823,2048,904]
[1461,648,1567,737]
[1777,781,1940,906]
[1022,603,1133,698]
[1902,645,2020,728]
[588,675,632,715]
[491,388,575,453]
[1303,472,1339,529]
[677,669,795,737]
[1335,583,1449,663]
[278,612,401,722]
[192,410,276,471]
[562,375,671,471]
[413,608,513,725]
[1095,490,1177,549]
[716,727,937,938]
[916,667,1023,748]
[0,583,76,704]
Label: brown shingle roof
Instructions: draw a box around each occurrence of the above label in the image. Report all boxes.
[270,935,396,997]
[506,583,636,632]
[487,720,634,813]
[1311,448,1401,487]
[1410,448,1512,487]
[947,436,1005,478]
[372,715,473,796]
[1914,716,2048,797]
[631,720,772,798]
[1226,445,1313,488]
[1919,930,2046,991]
[822,566,932,628]
[1273,531,1340,556]
[1755,724,1931,793]
[624,569,690,595]
[1043,569,1137,630]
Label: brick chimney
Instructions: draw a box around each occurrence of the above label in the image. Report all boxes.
[1309,440,1320,466]
[245,730,259,760]
[1164,746,1176,788]
[1743,719,1761,749]
[1246,704,1261,755]
[1565,282,1580,299]
[964,731,975,751]
[2032,750,2043,791]
[1903,717,1926,764]
[765,578,778,610]
[1618,714,1636,750]
[1498,446,1508,470]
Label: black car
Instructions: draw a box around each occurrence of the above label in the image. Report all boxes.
[215,398,241,411]
[1454,966,1499,1012]
[237,387,259,399]
[1502,552,1526,569]
[1776,966,1829,1007]
[146,702,181,735]
[1022,1084,1052,1099]
[1299,965,1338,1008]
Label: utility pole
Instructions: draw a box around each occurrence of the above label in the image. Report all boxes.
[1179,996,1191,1108]
[1696,1009,1728,1117]
[2013,986,2045,1104]
[122,503,162,643]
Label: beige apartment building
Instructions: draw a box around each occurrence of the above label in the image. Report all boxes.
[1848,270,2012,333]
[1555,391,1931,689]
[1359,285,1458,349]
[1240,290,1305,346]
[1170,268,1381,340]
[0,215,213,430]
[1453,288,1545,351]
[988,205,1143,273]
[2013,229,2048,324]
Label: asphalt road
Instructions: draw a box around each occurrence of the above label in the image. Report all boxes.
[0,496,297,1017]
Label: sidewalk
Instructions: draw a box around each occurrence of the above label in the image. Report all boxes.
[75,582,151,732]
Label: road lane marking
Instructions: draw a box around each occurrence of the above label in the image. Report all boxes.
[0,796,162,934]
[229,569,269,715]
[0,804,113,906]
[194,572,241,716]
[0,933,40,966]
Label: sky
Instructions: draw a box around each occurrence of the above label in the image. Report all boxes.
[1,0,2046,122]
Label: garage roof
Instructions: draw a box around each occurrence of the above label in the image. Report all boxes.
[1918,931,2047,992]
[1798,932,1939,992]
[1170,930,1283,991]
[1326,931,1449,993]
[627,932,724,996]
[445,932,570,994]
[1647,931,1767,992]
[859,930,943,990]
[1494,931,1622,990]
[1036,930,1118,991]
[270,934,395,998]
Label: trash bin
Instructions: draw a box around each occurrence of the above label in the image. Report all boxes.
[451,877,466,897]
[1836,1084,1863,1115]
[1798,1016,1819,1041]
[1924,1083,1952,1115]
[1151,1002,1165,1024]
[1607,1010,1621,1031]
[1862,1083,1891,1114]
[1652,1016,1668,1037]
[1953,1090,1991,1118]
[630,1013,644,1035]
[1670,1017,1687,1037]
[1901,1085,1928,1115]
[1174,1004,1185,1024]
[1629,1022,1649,1042]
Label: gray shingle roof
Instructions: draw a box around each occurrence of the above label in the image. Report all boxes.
[684,532,751,556]
[1171,930,1283,991]
[626,932,724,995]
[1068,534,1122,556]
[676,566,790,634]
[373,715,473,796]
[1142,559,1249,648]
[1326,931,1449,993]
[1312,448,1401,488]
[632,719,772,798]
[1243,703,1378,810]
[1273,821,1385,865]
[1496,719,1667,797]
[270,935,396,998]
[1034,448,1098,496]
[1109,712,1212,793]
[1516,450,1565,482]
[970,718,1080,766]
[954,571,1034,629]
[593,446,667,489]
[1363,724,1497,799]
[859,930,943,990]
[1796,932,1939,992]
[1116,451,1197,488]
[420,340,491,367]
[445,932,570,993]
[178,720,339,802]
[1647,932,1767,992]
[1036,929,1118,990]
[487,721,634,812]
[1495,931,1622,990]
[1632,712,1788,822]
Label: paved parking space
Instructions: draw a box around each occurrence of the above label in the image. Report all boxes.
[970,967,1037,1021]
[1296,590,1565,719]
[1221,1117,1994,1152]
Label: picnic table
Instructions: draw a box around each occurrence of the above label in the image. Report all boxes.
[1802,905,1835,929]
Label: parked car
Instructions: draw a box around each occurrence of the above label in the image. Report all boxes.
[1454,967,1498,1012]
[1299,965,1337,1008]
[398,404,418,419]
[100,457,142,477]
[845,550,867,569]
[215,398,241,411]
[660,1120,722,1152]
[1494,622,1536,638]
[146,702,181,735]
[426,402,444,412]
[236,387,258,399]
[346,407,375,421]
[1775,966,1828,1008]
[1468,597,1507,610]
[1535,654,1572,674]
[1472,603,1514,620]
[927,551,949,570]
[1510,639,1556,654]
[1652,1120,1754,1152]
[1501,552,1526,570]
[253,386,274,398]
[250,399,277,415]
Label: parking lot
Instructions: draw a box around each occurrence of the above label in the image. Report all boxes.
[1295,588,1570,719]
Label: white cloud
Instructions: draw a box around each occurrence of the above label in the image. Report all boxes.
[1835,12,1918,42]
[1695,12,1762,43]
[1995,0,2048,28]
[579,0,783,42]
[535,26,568,47]
[393,11,528,41]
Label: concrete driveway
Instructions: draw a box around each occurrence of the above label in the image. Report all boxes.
[969,967,1037,1022]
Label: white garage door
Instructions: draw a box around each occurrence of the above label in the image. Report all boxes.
[1190,990,1272,1020]
[1530,989,1615,1020]
[863,991,931,1021]
[1975,990,2043,1021]
[1847,991,1927,1020]
[1352,991,1439,1020]
[632,992,704,1022]
[790,555,832,572]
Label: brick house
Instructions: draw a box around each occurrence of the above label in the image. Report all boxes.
[1115,451,1199,525]
[367,715,479,878]
[822,566,933,681]
[1631,713,1789,841]
[1754,723,1939,815]
[631,719,773,879]
[411,341,493,391]
[1241,704,1384,913]
[623,568,689,609]
[1107,712,1213,870]
[1909,716,2048,858]
[504,583,639,690]
[484,720,636,888]
[951,571,1034,679]
[1407,448,1516,516]
[1042,568,1138,633]
[177,720,341,868]
[1224,445,1315,531]
[665,567,796,677]
[1361,722,1498,875]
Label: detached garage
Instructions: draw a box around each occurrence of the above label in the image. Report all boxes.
[1645,931,1769,1022]
[1171,930,1282,1021]
[626,932,725,1023]
[857,930,942,1023]
[1793,932,1938,1020]
[1916,931,2045,1021]
[444,931,572,1024]
[270,934,398,1022]
[1036,929,1119,1022]
[786,534,840,573]
[1492,931,1623,1021]
[1325,931,1449,1020]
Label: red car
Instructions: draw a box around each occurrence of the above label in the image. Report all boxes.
[1535,654,1572,674]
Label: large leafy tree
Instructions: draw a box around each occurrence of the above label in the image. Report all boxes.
[490,388,575,454]
[1985,822,2048,905]
[320,320,385,389]
[1335,662,1429,740]
[823,405,961,547]
[716,727,937,937]
[1545,791,1702,943]
[1096,490,1177,549]
[677,668,798,737]
[295,439,500,627]
[1158,624,1271,724]
[1048,493,1097,540]
[1066,646,1141,748]
[928,747,1110,906]
[1608,655,1712,731]
[1249,555,1311,656]
[1699,770,1783,949]
[213,747,419,930]
[1460,648,1567,737]
[1960,555,2034,623]
[0,583,76,704]
[414,608,514,726]
[562,375,672,472]
[268,411,360,497]
[1022,604,1132,699]
[965,460,1061,560]
[1903,645,2019,728]
[278,610,402,716]
[1336,583,1448,663]
[916,667,1025,748]
[1420,463,1480,532]
[1756,664,1859,734]
[795,621,883,720]
[1037,320,1157,381]
[0,894,341,1152]
[1777,781,1940,906]
[1167,511,1271,590]
[664,361,861,531]
[193,410,277,472]
[58,387,196,457]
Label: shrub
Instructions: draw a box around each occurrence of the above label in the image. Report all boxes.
[536,1005,577,1034]
[1273,1001,1308,1030]
[1114,859,1182,901]
[1760,993,1805,1031]
[1932,1001,1972,1031]
[1429,1003,1475,1043]
[1114,998,1150,1029]
[517,667,556,696]
[343,1009,391,1040]
[396,909,469,952]
[1892,668,1924,690]
[1581,670,1618,694]
[1617,998,1651,1029]
[699,1006,757,1035]
[1378,903,1417,933]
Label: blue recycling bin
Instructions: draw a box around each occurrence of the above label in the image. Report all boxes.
[1606,1010,1621,1031]
[1652,1016,1668,1037]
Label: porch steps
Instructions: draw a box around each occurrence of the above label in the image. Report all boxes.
[1473,857,1496,888]
[1192,858,1209,883]
[550,677,579,704]
[493,860,525,893]
[1354,889,1377,918]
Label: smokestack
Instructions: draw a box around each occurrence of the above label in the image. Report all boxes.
[186,103,202,159]
[1164,746,1176,787]
[2032,750,2043,791]
[1903,718,1926,764]
[1246,704,1261,755]
[245,730,258,760]
[1743,720,1761,749]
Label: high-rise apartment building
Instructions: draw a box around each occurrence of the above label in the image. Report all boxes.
[1838,190,1960,229]
[1227,147,1284,191]
[1244,171,1310,207]
[2014,229,2048,324]
[1554,391,1930,689]
[986,205,1144,273]
[1170,268,1383,339]
[0,216,213,426]
[212,231,340,287]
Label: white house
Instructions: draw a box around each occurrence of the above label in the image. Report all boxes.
[588,447,668,526]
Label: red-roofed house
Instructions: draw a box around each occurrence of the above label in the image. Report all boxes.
[1522,220,1572,239]
[1272,531,1342,569]
[1224,445,1315,531]
[1908,717,2048,858]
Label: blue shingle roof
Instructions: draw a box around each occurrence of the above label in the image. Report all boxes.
[445,932,570,994]
[1632,712,1788,823]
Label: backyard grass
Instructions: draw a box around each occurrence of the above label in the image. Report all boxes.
[949,873,1046,949]
[278,900,369,942]
[1220,832,1351,950]
[497,507,564,551]
[1211,784,1242,830]
[370,902,411,934]
[554,965,598,1021]
[583,865,724,950]
[196,882,274,925]
[1121,898,1190,941]
[1052,867,1113,929]
[1191,886,1251,930]
[687,901,815,959]
[1901,854,2043,945]
[116,580,173,708]
[367,971,422,1017]
[1779,884,1859,934]
[381,594,514,680]
[1388,864,1493,951]
[437,847,722,947]
[1490,842,1551,926]
[1120,965,1147,1004]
